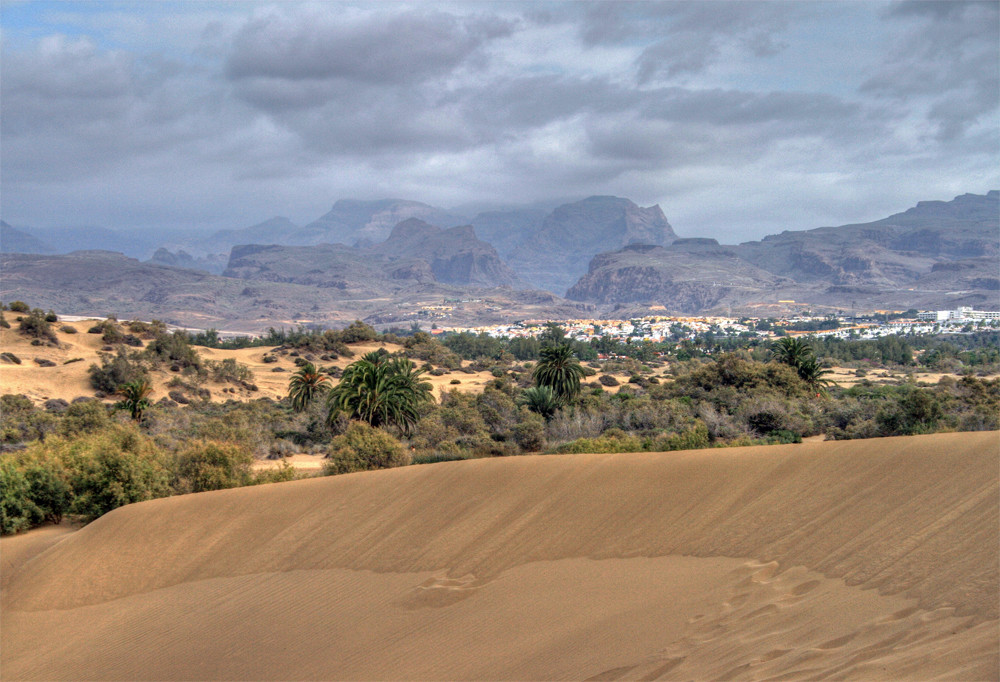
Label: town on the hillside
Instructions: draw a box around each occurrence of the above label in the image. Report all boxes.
[431,306,1000,344]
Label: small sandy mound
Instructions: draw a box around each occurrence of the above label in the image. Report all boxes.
[2,431,997,680]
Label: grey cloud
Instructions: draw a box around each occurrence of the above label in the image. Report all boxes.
[1,2,996,245]
[862,1,999,140]
[577,1,797,82]
[226,9,515,85]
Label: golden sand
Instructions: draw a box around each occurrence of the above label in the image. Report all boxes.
[2,431,997,680]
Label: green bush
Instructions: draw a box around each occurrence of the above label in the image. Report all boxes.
[207,358,254,384]
[144,331,202,370]
[89,348,149,393]
[337,320,378,344]
[8,301,29,313]
[175,440,255,493]
[9,426,173,524]
[648,422,711,451]
[1,458,37,534]
[325,422,409,475]
[513,412,546,452]
[554,428,644,454]
[18,308,57,344]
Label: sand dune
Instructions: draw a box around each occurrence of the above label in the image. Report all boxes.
[2,432,997,680]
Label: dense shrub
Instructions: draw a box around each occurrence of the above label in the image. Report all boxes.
[8,301,29,313]
[12,425,173,522]
[207,358,254,384]
[144,331,202,370]
[175,440,255,493]
[325,422,409,474]
[512,412,546,451]
[89,348,149,393]
[18,308,58,344]
[1,458,36,534]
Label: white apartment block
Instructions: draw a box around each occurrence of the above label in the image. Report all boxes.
[916,307,1000,322]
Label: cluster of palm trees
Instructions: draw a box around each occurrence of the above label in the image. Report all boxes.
[288,351,433,435]
[519,344,585,420]
[289,342,588,431]
[770,337,833,390]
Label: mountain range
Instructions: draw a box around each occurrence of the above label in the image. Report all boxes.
[2,191,997,327]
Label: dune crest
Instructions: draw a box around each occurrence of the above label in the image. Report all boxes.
[3,432,998,680]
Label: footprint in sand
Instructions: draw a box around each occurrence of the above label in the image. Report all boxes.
[395,574,482,609]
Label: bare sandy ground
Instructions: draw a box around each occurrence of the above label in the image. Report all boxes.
[0,324,502,405]
[2,431,997,680]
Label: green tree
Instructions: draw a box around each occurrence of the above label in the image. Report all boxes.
[532,343,585,403]
[770,337,814,367]
[518,386,560,421]
[287,362,331,412]
[327,352,433,435]
[324,422,409,474]
[114,379,153,421]
[795,356,834,391]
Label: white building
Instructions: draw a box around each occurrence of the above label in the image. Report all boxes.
[916,307,1000,322]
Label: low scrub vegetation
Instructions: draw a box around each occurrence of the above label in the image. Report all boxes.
[2,310,997,536]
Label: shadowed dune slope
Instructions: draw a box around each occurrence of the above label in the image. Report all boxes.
[3,432,998,680]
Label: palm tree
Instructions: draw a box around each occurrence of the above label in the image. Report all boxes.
[288,362,331,412]
[532,343,585,404]
[795,356,834,391]
[518,386,560,421]
[115,379,153,421]
[770,337,814,367]
[327,352,433,435]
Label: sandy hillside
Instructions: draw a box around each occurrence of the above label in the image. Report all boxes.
[3,431,997,681]
[0,323,501,405]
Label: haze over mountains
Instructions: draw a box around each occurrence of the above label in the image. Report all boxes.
[1,191,997,328]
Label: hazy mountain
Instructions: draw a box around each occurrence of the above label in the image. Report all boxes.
[147,248,229,275]
[566,241,792,312]
[19,225,169,259]
[373,219,520,287]
[511,196,678,294]
[296,199,468,246]
[223,218,520,290]
[0,221,55,254]
[735,191,999,287]
[193,217,300,256]
[566,192,1000,313]
[0,250,587,330]
[468,208,548,260]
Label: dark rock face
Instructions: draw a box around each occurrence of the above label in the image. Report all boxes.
[373,219,520,288]
[737,191,999,286]
[566,244,785,312]
[568,192,999,313]
[511,196,678,294]
[221,218,519,291]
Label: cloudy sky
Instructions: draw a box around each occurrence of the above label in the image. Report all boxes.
[2,0,998,243]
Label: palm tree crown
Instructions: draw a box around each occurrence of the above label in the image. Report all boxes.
[770,337,814,367]
[518,385,560,421]
[115,379,153,421]
[532,343,585,403]
[288,362,332,412]
[770,337,833,391]
[327,352,433,434]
